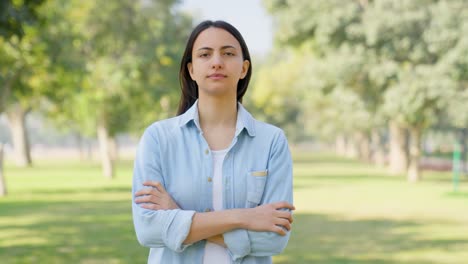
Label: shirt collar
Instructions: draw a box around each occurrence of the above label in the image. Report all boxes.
[178,99,256,137]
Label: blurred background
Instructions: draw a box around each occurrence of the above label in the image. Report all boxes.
[0,0,467,263]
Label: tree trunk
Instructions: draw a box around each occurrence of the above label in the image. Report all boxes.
[97,120,114,179]
[76,134,93,161]
[0,143,7,197]
[407,126,422,182]
[389,121,408,175]
[75,132,85,161]
[459,128,467,175]
[371,129,386,167]
[86,139,93,161]
[357,132,372,162]
[1,79,13,114]
[108,136,119,162]
[6,103,32,167]
[335,135,346,156]
[344,135,358,158]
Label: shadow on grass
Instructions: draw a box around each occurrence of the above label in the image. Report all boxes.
[276,213,467,264]
[293,169,404,190]
[0,200,148,263]
[4,159,133,173]
[444,191,468,199]
[26,186,131,195]
[292,152,359,164]
[2,199,467,263]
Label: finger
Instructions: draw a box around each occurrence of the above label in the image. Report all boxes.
[275,211,293,223]
[140,203,159,210]
[142,181,161,189]
[143,181,166,193]
[135,188,153,197]
[134,197,145,204]
[273,201,295,211]
[135,195,160,204]
[272,225,287,236]
[135,188,162,199]
[276,218,291,231]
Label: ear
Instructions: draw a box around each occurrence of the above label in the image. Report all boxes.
[187,62,195,80]
[240,60,250,79]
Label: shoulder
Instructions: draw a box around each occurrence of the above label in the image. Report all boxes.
[250,119,291,161]
[252,119,287,142]
[140,116,182,142]
[240,104,286,141]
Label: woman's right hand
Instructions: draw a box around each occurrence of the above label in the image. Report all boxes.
[243,201,295,236]
[134,181,180,210]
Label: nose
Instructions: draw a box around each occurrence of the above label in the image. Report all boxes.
[211,54,223,69]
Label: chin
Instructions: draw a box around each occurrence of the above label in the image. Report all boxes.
[201,86,231,95]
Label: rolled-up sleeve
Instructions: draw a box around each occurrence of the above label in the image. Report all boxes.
[132,127,196,252]
[224,130,293,261]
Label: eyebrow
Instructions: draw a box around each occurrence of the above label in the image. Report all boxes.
[197,45,237,51]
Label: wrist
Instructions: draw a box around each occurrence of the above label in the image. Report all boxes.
[231,208,250,229]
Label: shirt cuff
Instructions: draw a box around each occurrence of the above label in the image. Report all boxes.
[164,209,196,252]
[223,229,251,261]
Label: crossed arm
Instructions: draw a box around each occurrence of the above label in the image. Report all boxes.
[134,181,294,247]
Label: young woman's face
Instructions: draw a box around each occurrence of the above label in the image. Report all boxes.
[188,27,250,99]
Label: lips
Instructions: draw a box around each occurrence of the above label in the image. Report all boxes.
[208,73,227,80]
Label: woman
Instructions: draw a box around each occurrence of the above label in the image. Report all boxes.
[132,20,294,264]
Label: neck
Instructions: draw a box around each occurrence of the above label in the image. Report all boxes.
[198,95,237,129]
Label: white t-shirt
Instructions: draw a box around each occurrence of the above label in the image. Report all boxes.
[203,148,231,264]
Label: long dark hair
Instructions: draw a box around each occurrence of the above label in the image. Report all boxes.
[177,20,252,115]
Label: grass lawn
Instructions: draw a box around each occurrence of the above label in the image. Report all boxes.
[1,152,467,263]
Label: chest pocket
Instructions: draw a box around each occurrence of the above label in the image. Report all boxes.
[246,170,268,208]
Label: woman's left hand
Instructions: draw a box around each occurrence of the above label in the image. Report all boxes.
[134,181,180,210]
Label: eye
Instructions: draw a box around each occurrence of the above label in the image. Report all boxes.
[199,53,210,58]
[224,52,235,56]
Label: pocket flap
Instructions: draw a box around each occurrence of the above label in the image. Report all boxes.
[250,170,268,177]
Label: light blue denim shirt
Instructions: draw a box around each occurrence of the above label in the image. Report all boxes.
[132,101,293,264]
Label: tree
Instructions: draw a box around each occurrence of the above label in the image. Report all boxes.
[373,0,467,181]
[264,0,386,161]
[264,0,468,182]
[383,65,455,181]
[0,0,46,166]
[38,0,192,178]
[0,0,46,196]
[248,50,304,142]
[441,9,468,173]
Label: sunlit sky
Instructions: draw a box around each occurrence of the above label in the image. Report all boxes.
[179,0,273,58]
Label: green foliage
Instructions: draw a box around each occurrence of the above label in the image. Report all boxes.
[262,0,468,142]
[0,0,45,39]
[383,65,456,128]
[37,0,192,136]
[0,0,47,113]
[264,0,362,51]
[248,50,303,141]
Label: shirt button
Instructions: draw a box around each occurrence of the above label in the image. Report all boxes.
[207,177,212,182]
[205,149,209,155]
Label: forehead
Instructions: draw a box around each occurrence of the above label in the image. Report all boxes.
[193,27,241,50]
